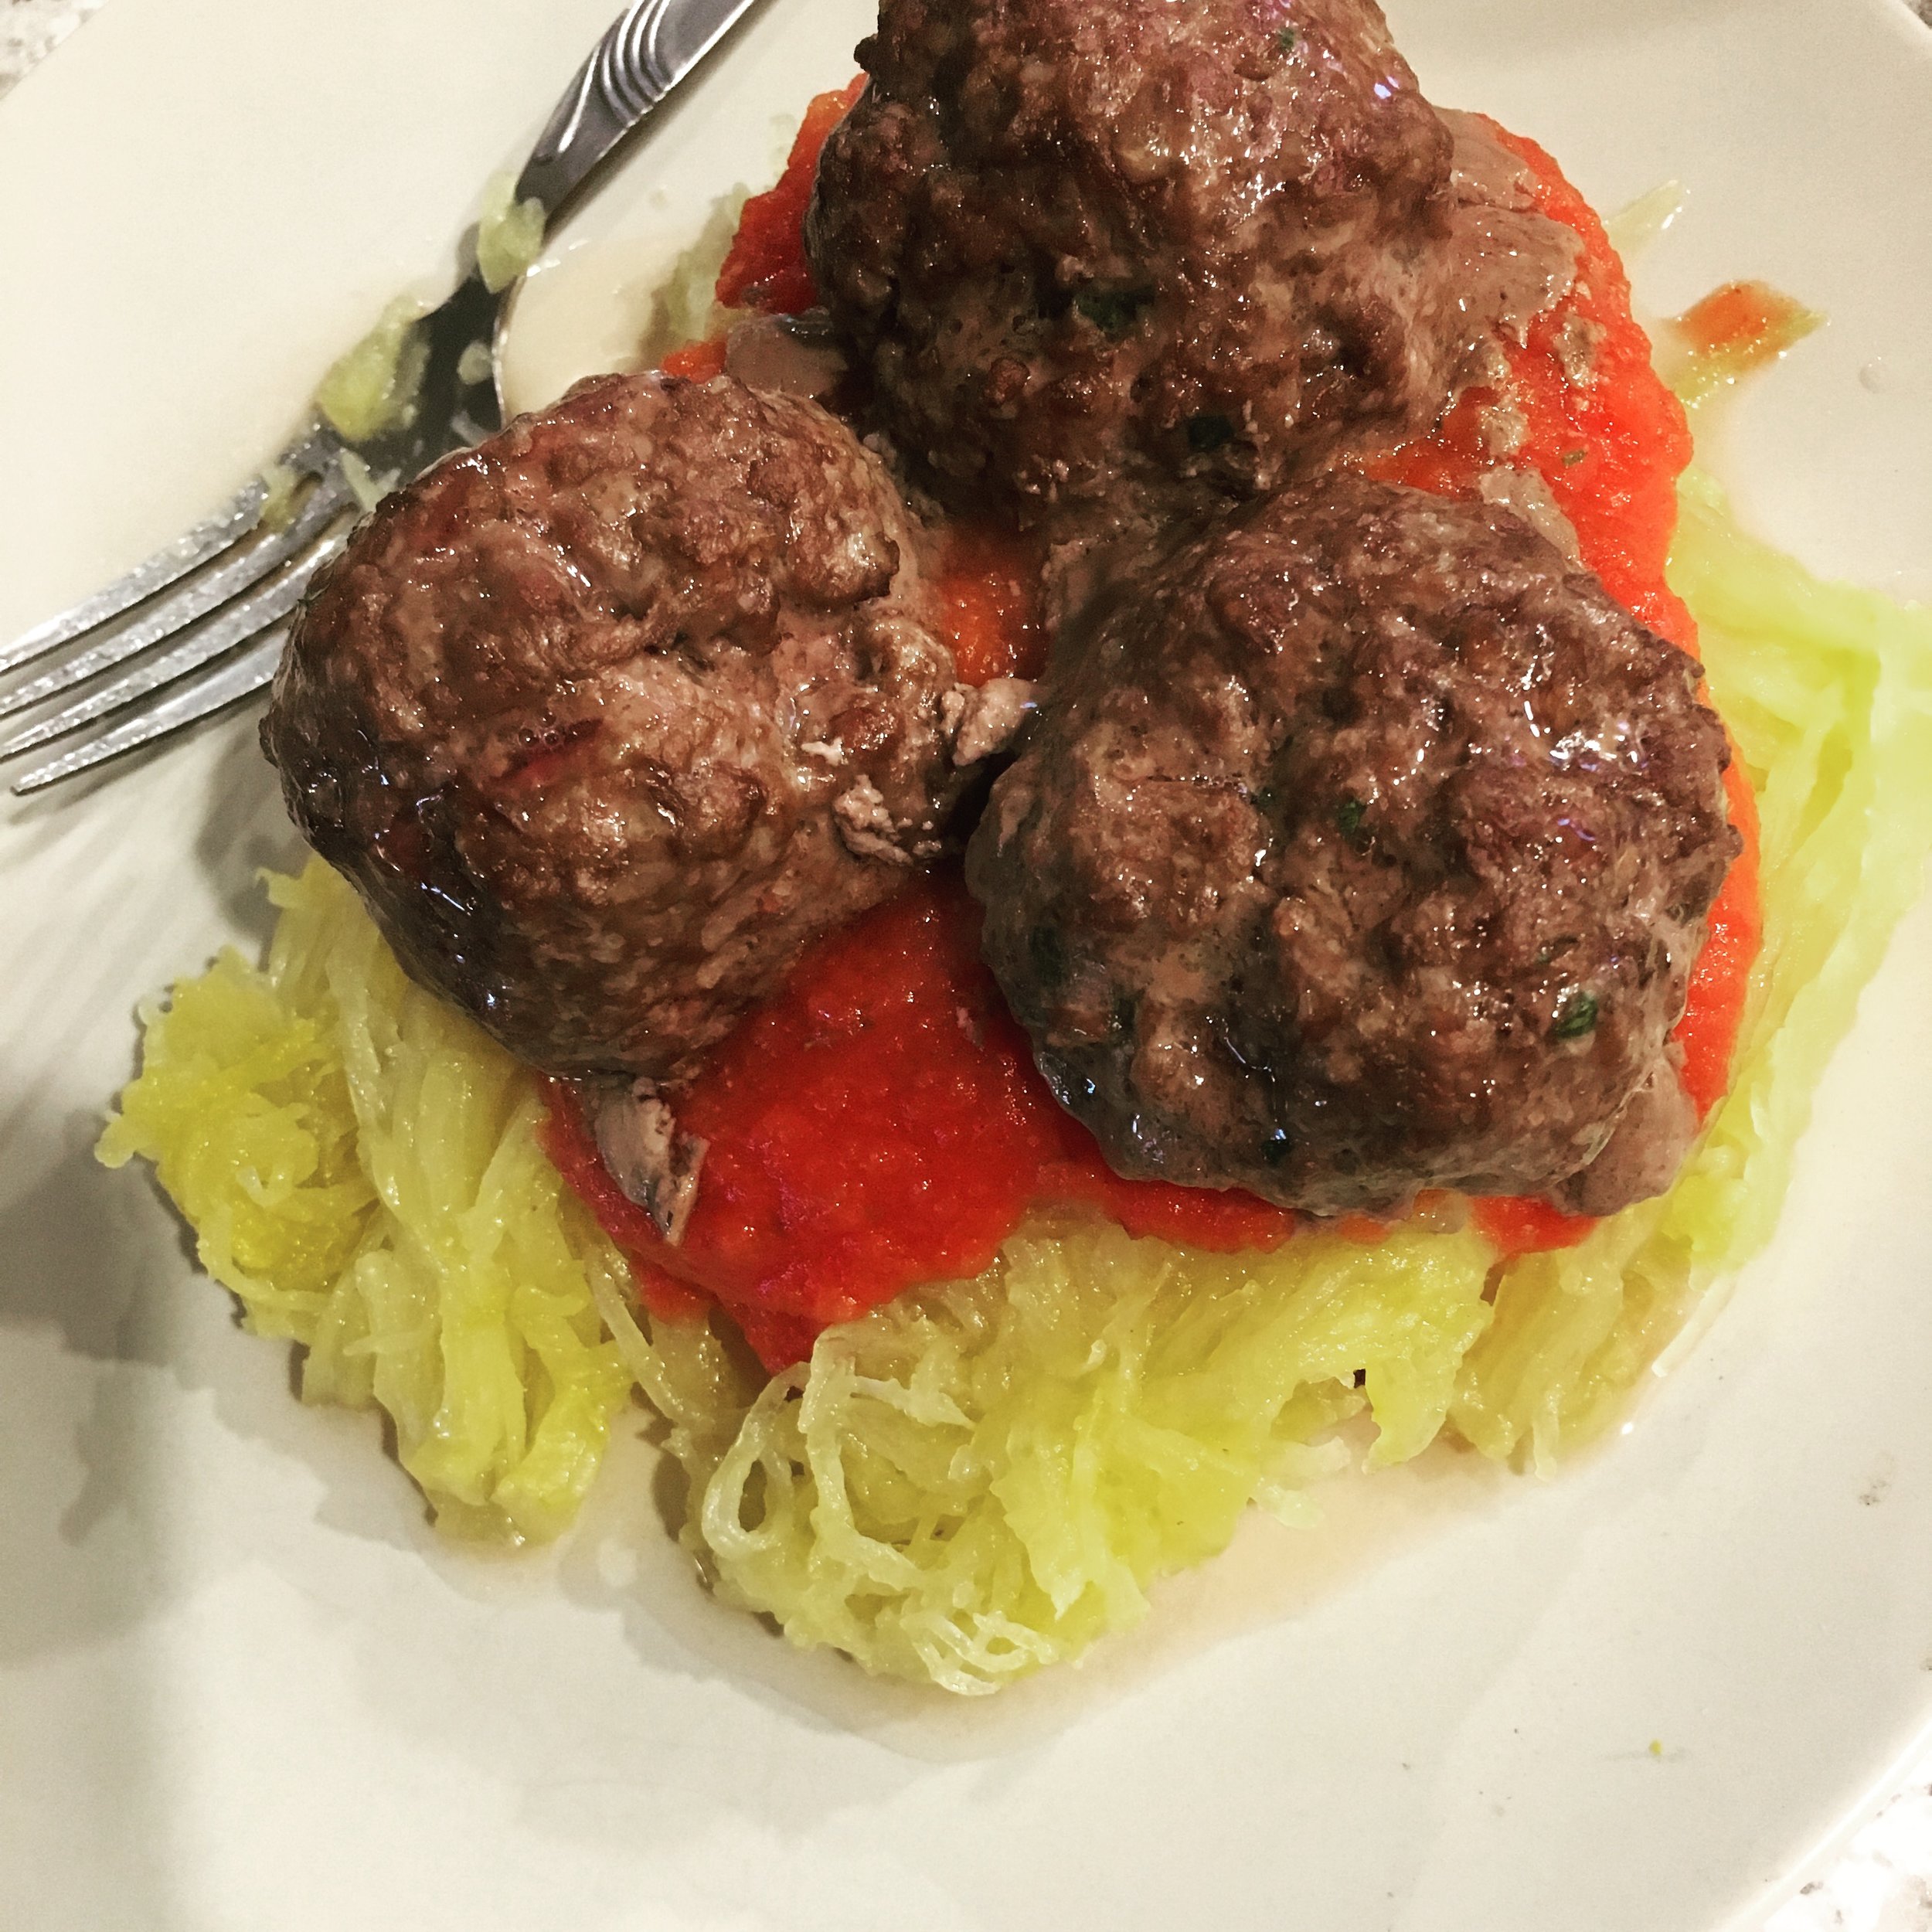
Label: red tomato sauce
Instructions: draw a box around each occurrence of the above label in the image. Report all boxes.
[658,338,728,382]
[548,100,1770,1342]
[542,879,1292,1371]
[1469,1193,1600,1260]
[933,521,1050,685]
[1679,760,1763,1123]
[715,77,867,317]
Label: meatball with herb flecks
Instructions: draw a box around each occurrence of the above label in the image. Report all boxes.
[265,371,1017,1083]
[967,472,1740,1217]
[808,0,1575,521]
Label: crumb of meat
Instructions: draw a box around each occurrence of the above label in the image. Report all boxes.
[590,1082,709,1244]
[1554,313,1605,387]
[1478,391,1529,457]
[1464,335,1513,391]
[834,777,913,864]
[1478,467,1581,562]
[944,677,1036,767]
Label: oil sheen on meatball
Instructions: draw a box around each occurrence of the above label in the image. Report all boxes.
[808,0,1571,517]
[967,474,1741,1217]
[265,371,992,1083]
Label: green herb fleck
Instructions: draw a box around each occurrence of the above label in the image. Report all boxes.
[1337,797,1369,839]
[1074,286,1154,336]
[1561,447,1588,468]
[1274,26,1298,53]
[1187,412,1236,453]
[1553,991,1600,1040]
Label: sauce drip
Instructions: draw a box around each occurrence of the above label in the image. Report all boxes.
[1668,281,1824,405]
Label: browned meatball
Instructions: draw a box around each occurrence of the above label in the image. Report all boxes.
[967,474,1740,1217]
[265,371,1009,1083]
[807,0,1566,517]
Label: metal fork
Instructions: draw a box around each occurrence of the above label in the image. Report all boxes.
[1,0,764,797]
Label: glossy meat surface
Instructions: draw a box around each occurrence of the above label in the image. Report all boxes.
[808,0,1573,519]
[968,473,1740,1215]
[265,372,988,1081]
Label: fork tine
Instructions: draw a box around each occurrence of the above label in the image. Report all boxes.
[0,427,341,680]
[0,477,270,679]
[0,532,342,763]
[0,473,353,725]
[9,630,290,797]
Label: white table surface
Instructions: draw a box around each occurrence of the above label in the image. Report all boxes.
[4,1,1930,1926]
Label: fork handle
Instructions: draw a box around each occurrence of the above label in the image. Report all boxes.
[514,0,709,217]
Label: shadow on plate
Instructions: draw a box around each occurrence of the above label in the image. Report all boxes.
[546,1409,1526,1762]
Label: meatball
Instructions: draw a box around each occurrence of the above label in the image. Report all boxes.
[266,371,1004,1083]
[968,474,1740,1217]
[808,0,1512,515]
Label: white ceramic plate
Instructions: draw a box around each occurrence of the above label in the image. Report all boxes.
[4,2,1931,1927]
